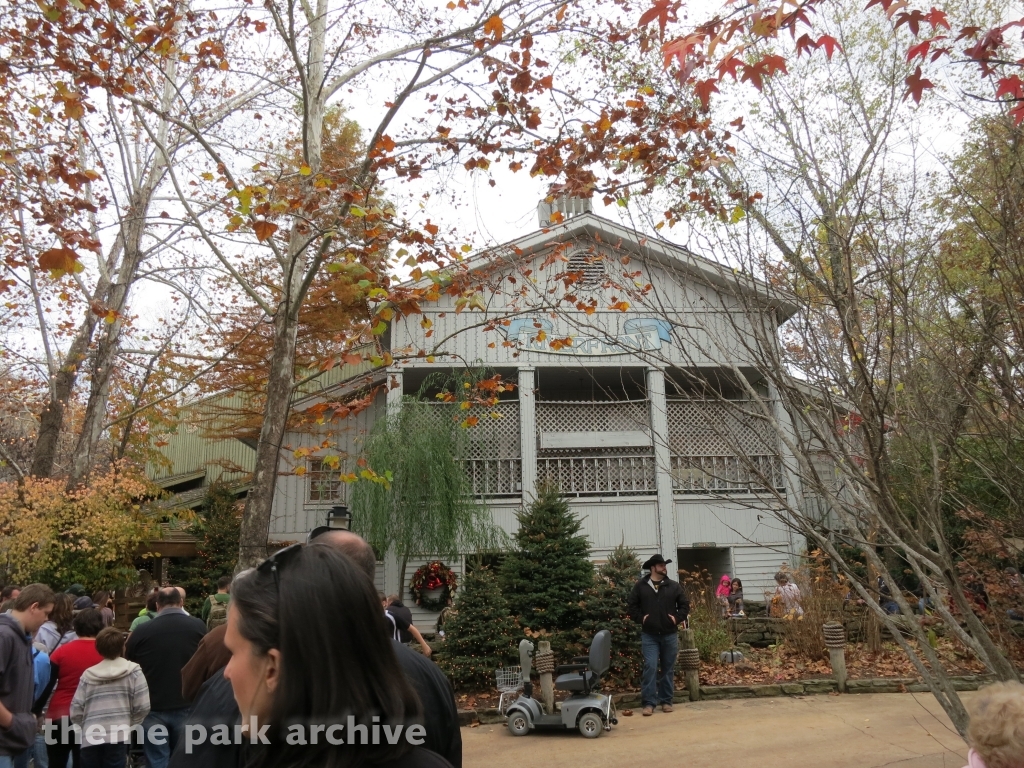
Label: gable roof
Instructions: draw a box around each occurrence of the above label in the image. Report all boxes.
[410,211,798,321]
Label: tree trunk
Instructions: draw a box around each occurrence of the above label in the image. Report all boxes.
[30,313,100,477]
[235,0,326,569]
[67,193,152,488]
[236,306,301,569]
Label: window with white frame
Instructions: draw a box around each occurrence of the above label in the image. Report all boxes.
[307,458,345,503]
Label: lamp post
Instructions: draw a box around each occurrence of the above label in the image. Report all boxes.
[327,505,352,530]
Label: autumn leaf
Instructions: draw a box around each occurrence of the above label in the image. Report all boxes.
[638,0,676,37]
[694,78,719,109]
[904,66,934,103]
[38,247,83,278]
[253,220,279,242]
[483,14,504,41]
[299,164,312,176]
[817,34,841,59]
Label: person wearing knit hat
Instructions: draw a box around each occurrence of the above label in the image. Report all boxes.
[72,596,94,612]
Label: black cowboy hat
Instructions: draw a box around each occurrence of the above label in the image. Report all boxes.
[642,553,672,570]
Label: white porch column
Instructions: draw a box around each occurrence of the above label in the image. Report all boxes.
[518,368,537,502]
[770,381,804,566]
[647,368,677,556]
[383,370,403,598]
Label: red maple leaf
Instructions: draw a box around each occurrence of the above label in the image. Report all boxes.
[639,0,678,37]
[995,76,1024,100]
[925,7,950,30]
[906,40,931,61]
[817,34,841,59]
[904,66,934,103]
[693,78,719,109]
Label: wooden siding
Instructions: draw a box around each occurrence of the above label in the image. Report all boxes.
[147,391,255,485]
[568,498,659,550]
[390,241,764,370]
[674,498,791,547]
[269,392,385,539]
[149,350,375,489]
[733,544,792,600]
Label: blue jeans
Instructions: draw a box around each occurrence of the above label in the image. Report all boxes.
[0,755,15,768]
[142,710,188,768]
[13,734,48,768]
[641,631,678,707]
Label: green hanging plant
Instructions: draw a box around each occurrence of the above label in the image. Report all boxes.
[351,374,508,591]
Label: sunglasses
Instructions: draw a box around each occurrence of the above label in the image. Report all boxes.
[257,543,304,592]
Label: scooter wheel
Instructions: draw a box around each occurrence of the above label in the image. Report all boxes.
[507,712,530,737]
[610,718,619,725]
[577,712,603,739]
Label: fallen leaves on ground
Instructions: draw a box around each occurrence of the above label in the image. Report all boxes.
[695,636,987,686]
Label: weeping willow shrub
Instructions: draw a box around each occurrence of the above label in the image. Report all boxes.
[350,396,506,595]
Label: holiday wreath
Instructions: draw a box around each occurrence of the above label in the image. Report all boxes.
[410,561,458,611]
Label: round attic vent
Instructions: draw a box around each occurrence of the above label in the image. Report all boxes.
[566,249,605,289]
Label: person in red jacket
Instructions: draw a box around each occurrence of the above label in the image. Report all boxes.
[45,608,105,768]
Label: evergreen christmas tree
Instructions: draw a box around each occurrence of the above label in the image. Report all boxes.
[438,567,519,690]
[578,543,643,687]
[500,484,593,647]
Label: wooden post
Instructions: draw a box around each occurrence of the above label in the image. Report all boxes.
[538,640,555,715]
[823,623,847,693]
[829,646,847,693]
[678,628,700,702]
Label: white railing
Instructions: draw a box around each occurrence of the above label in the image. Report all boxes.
[463,458,522,498]
[670,454,784,494]
[537,454,657,497]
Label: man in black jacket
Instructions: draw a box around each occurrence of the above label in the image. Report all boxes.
[126,587,206,768]
[627,554,688,716]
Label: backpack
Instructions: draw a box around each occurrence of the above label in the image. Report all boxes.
[207,596,228,631]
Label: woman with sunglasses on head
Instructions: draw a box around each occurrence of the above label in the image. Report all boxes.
[225,543,452,768]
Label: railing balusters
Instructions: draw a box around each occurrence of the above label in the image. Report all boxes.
[669,454,785,494]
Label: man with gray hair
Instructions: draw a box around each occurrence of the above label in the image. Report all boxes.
[126,587,206,768]
[310,529,461,768]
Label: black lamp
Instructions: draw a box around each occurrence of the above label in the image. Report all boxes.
[327,504,352,531]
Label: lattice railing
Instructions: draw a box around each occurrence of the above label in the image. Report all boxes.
[537,455,657,496]
[536,399,651,436]
[423,401,522,497]
[464,458,522,497]
[666,399,778,456]
[670,455,784,493]
[666,398,783,494]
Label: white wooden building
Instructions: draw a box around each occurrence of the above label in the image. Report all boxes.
[268,199,806,628]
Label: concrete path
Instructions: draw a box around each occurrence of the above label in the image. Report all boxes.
[463,692,972,768]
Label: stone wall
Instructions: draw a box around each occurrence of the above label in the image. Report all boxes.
[726,613,868,648]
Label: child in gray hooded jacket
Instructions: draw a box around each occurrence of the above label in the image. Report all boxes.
[70,627,150,768]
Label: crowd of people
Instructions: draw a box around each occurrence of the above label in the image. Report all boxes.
[0,539,1021,768]
[0,529,462,768]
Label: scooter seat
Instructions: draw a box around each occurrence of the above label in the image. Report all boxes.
[554,670,594,692]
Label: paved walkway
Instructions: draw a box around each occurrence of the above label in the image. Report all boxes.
[463,692,973,768]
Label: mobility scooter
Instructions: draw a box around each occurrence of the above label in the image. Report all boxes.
[505,629,618,738]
